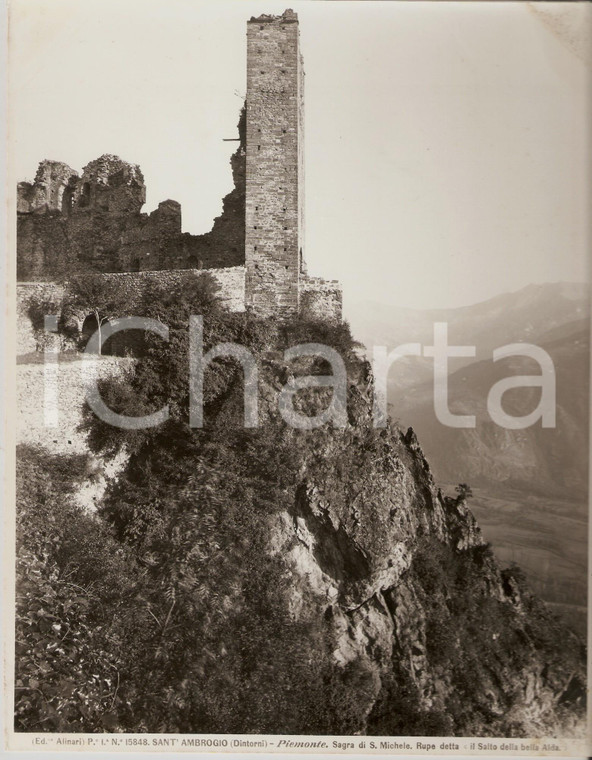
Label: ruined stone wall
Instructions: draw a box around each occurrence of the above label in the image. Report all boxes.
[16,267,246,355]
[17,160,79,214]
[245,9,303,317]
[16,14,343,325]
[300,276,343,323]
[17,356,133,455]
[179,107,246,270]
[73,155,146,213]
[17,207,143,279]
[98,267,246,313]
[17,282,66,355]
[17,139,246,280]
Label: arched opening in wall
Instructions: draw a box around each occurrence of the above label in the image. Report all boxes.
[82,313,99,339]
[79,182,91,208]
[81,313,150,358]
[54,183,65,210]
[81,314,140,357]
[81,313,109,354]
[61,185,74,215]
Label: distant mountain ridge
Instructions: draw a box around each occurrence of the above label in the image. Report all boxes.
[346,282,590,619]
[396,318,590,497]
[347,281,589,358]
[346,282,589,495]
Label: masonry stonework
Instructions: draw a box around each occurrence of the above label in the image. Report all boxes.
[99,267,246,314]
[17,356,133,454]
[244,9,304,318]
[16,10,341,326]
[17,140,245,281]
[300,276,343,322]
[16,268,246,356]
[17,282,66,354]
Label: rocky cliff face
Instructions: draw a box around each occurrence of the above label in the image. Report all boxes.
[20,297,584,736]
[250,353,586,737]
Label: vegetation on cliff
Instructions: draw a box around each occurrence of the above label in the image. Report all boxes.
[15,277,586,734]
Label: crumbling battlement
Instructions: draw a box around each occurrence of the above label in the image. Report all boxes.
[17,109,246,280]
[16,10,342,324]
[74,155,146,213]
[17,155,146,216]
[249,8,298,23]
[17,160,79,214]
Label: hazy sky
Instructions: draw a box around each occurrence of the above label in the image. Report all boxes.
[9,0,591,311]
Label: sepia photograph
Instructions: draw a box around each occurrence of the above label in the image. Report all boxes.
[4,0,591,756]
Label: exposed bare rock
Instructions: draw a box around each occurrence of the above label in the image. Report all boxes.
[259,361,586,737]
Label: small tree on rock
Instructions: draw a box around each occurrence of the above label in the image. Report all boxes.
[455,483,473,504]
[64,274,128,355]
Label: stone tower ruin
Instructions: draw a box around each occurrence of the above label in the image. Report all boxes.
[245,9,305,317]
[16,9,342,327]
